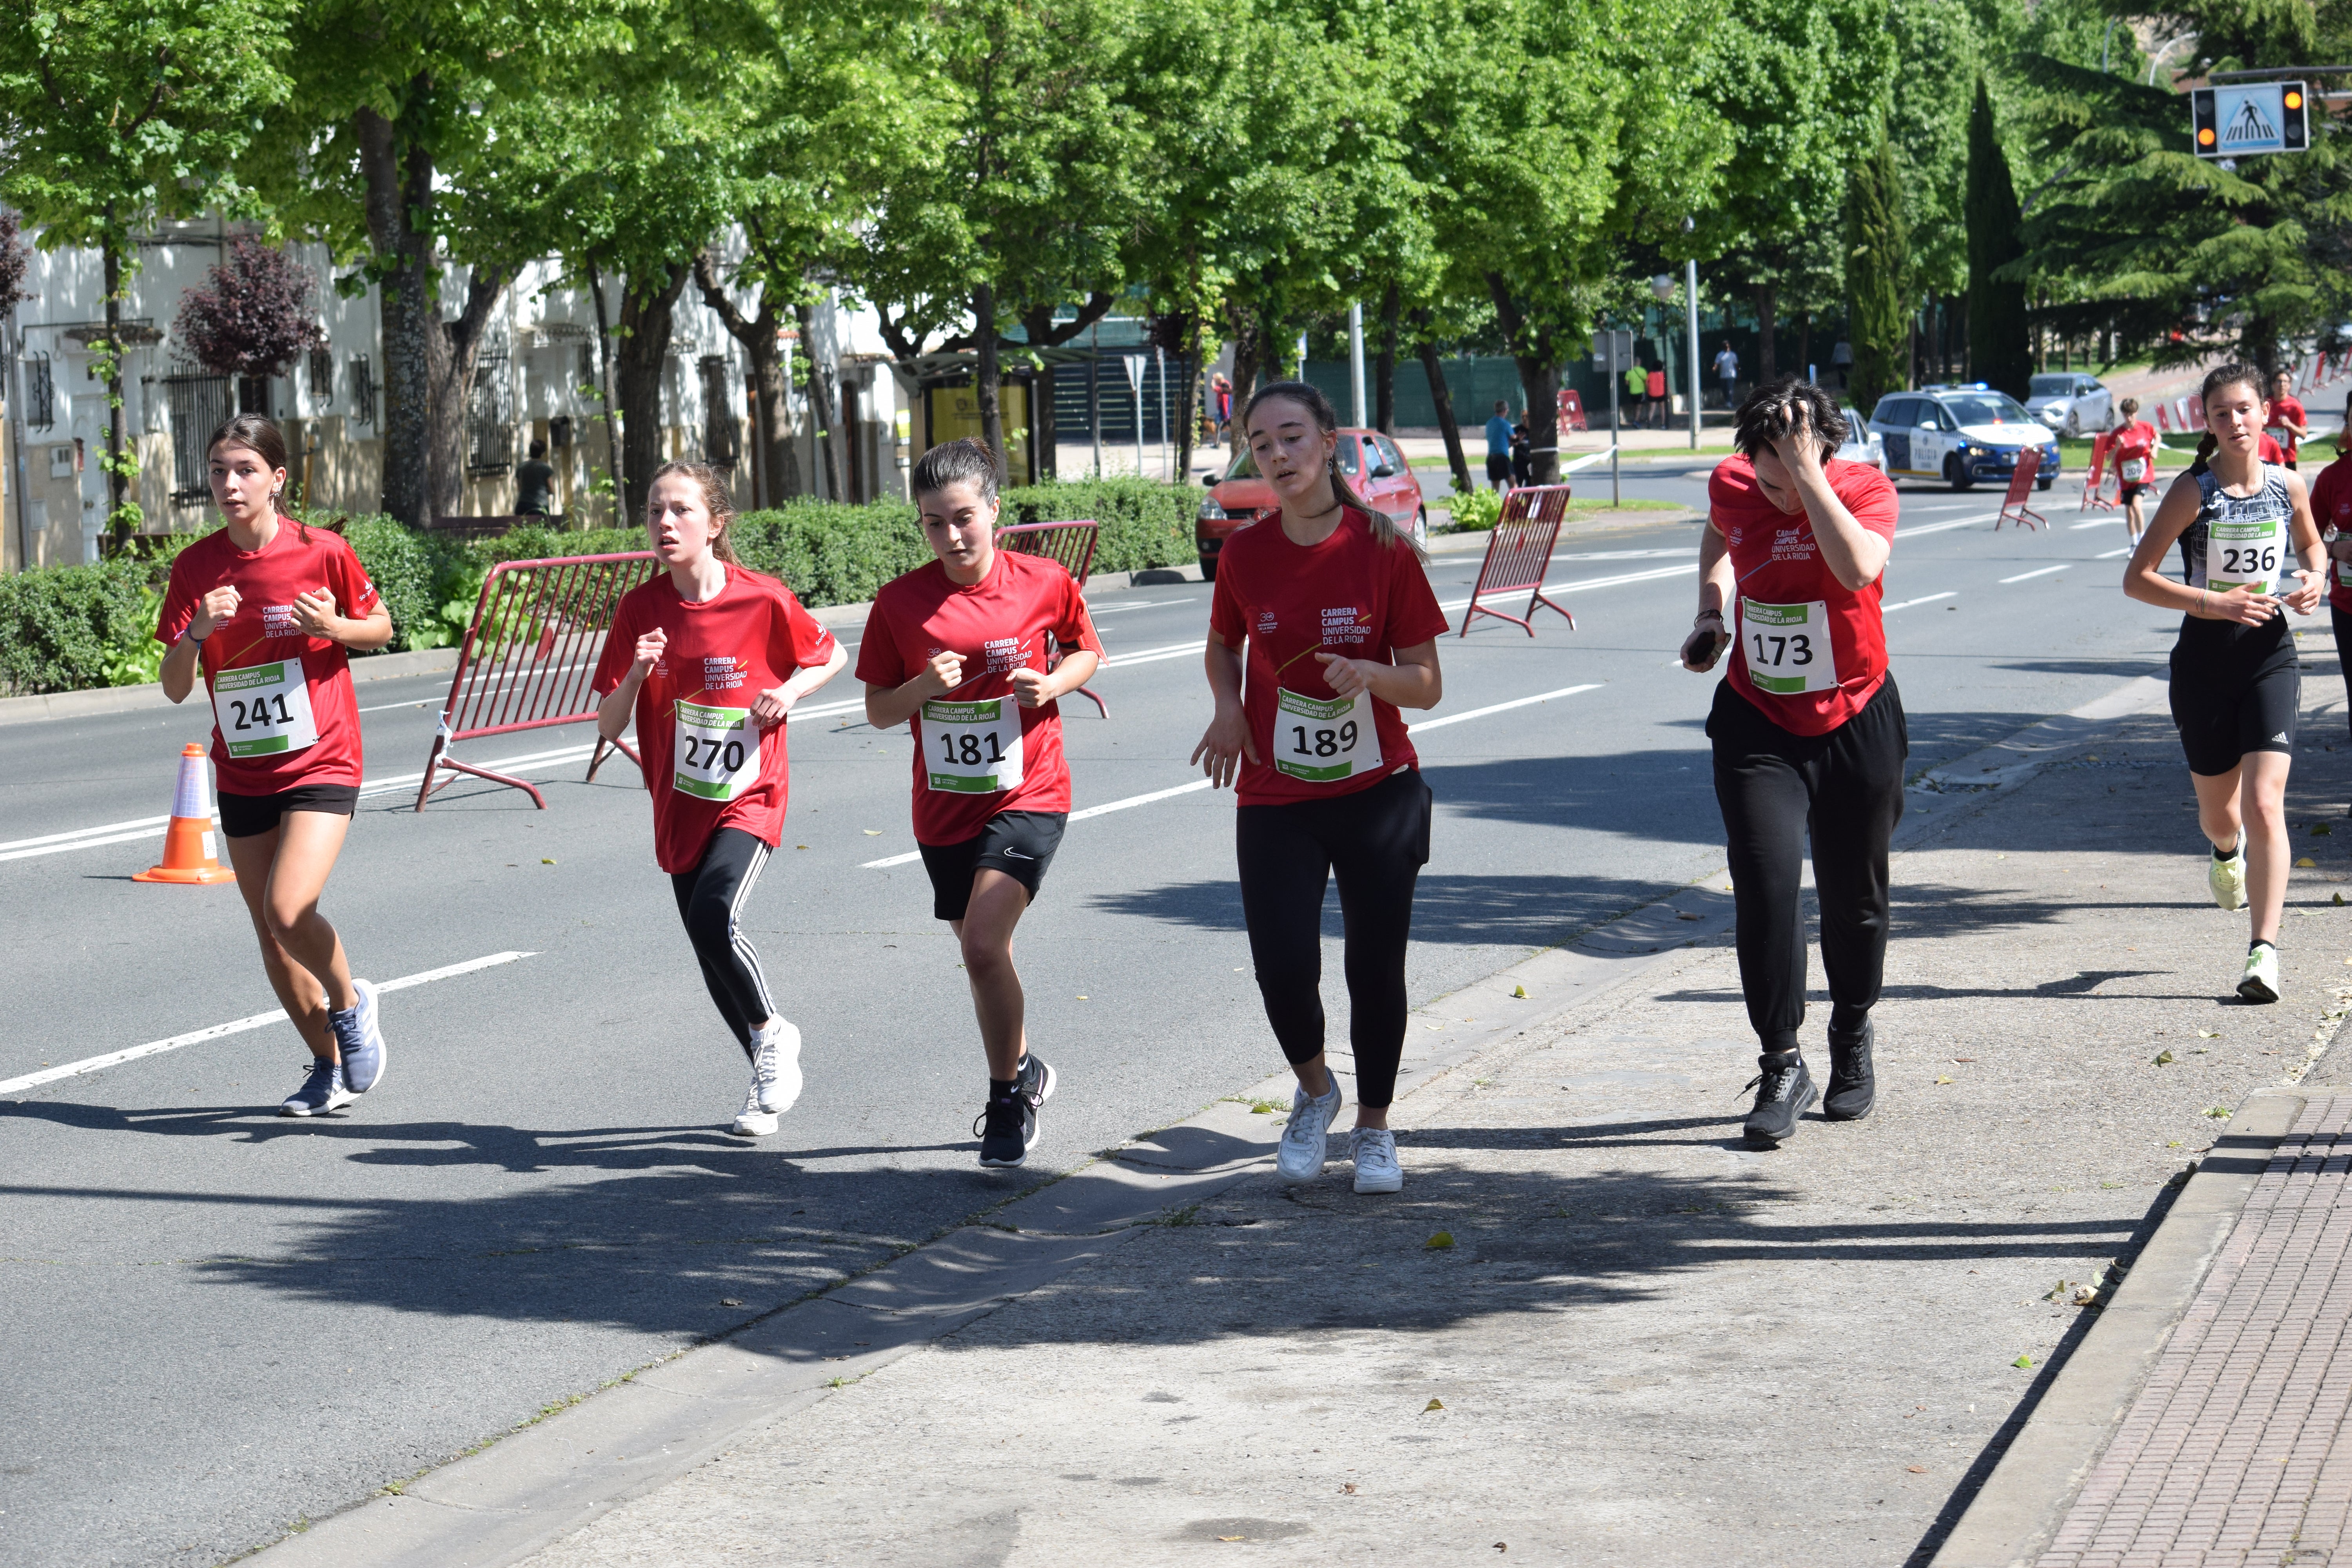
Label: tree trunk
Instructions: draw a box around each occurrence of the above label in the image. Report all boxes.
[1374,281,1399,434]
[614,262,690,524]
[428,268,503,521]
[1228,301,1261,419]
[693,250,800,505]
[1416,329,1472,499]
[794,299,843,502]
[973,281,1004,463]
[1796,308,1812,386]
[1755,279,1778,382]
[101,231,132,542]
[1174,311,1200,485]
[1485,273,1559,485]
[585,256,625,517]
[358,104,432,528]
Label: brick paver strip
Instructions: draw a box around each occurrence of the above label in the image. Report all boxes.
[2036,1097,2352,1566]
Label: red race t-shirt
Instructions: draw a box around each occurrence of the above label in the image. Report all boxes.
[2270,395,2308,463]
[2311,452,2352,612]
[591,568,837,874]
[154,521,381,793]
[1206,506,1450,807]
[855,549,1104,847]
[1709,455,1901,737]
[2111,420,2159,486]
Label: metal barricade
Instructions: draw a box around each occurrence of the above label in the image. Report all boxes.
[415,551,658,811]
[1996,447,2047,532]
[999,520,1108,717]
[2080,431,2118,512]
[1457,485,1578,637]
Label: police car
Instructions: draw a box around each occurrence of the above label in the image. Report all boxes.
[1866,383,2061,491]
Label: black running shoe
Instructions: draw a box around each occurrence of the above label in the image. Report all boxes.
[974,1053,1056,1168]
[1742,1053,1817,1144]
[1824,1020,1876,1122]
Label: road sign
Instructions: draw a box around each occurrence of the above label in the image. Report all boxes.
[2191,82,2308,158]
[1591,329,1633,368]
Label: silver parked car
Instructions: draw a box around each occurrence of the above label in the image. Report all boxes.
[2024,372,2114,437]
[1837,406,1887,473]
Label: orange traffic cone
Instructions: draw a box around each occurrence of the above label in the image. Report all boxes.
[134,743,236,885]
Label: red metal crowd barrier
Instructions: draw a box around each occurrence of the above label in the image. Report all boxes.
[1556,388,1589,433]
[415,552,657,811]
[998,520,1108,717]
[2080,431,2118,512]
[1996,447,2047,532]
[1457,485,1578,637]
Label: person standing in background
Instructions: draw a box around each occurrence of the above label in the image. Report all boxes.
[1484,400,1514,493]
[1831,340,1853,391]
[1647,368,1669,430]
[515,440,557,518]
[1714,342,1741,410]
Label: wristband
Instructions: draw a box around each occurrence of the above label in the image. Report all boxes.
[185,624,209,646]
[1694,608,1725,625]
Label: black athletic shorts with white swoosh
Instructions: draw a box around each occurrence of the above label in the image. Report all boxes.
[918,810,1067,920]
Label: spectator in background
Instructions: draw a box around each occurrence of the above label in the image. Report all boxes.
[1510,412,1533,489]
[1713,342,1740,409]
[2270,369,2310,469]
[1647,368,1669,429]
[515,440,557,517]
[1485,399,1514,492]
[1624,362,1648,429]
[1211,373,1233,446]
[1831,340,1853,390]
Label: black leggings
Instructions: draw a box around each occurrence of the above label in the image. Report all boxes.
[1235,768,1432,1109]
[2334,604,2352,740]
[670,827,777,1060]
[1708,679,1908,1053]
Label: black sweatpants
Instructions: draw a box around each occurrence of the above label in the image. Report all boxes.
[1708,679,1908,1053]
[670,827,777,1059]
[1235,768,1432,1109]
[2334,604,2352,742]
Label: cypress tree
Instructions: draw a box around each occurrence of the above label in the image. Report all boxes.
[1844,117,1907,412]
[1965,77,2032,397]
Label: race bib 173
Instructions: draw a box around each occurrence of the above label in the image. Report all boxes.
[1739,598,1838,695]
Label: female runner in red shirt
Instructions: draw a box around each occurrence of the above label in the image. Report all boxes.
[156,414,395,1117]
[1190,381,1448,1195]
[858,439,1103,1169]
[594,461,848,1138]
[1680,379,1906,1146]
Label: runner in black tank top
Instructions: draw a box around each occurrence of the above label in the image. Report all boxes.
[2124,363,2324,1003]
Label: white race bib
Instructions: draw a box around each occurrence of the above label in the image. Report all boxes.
[1740,599,1838,695]
[2119,456,2150,483]
[2335,558,2351,587]
[673,701,758,801]
[212,659,319,759]
[2206,515,2284,595]
[1272,687,1379,782]
[923,698,1024,793]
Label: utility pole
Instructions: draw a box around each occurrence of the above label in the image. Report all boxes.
[1606,327,1621,506]
[1089,321,1102,478]
[1348,303,1367,428]
[1686,258,1702,450]
[1155,345,1168,481]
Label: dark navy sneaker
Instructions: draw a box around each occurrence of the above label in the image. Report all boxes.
[280,1057,352,1117]
[1742,1053,1817,1144]
[974,1053,1055,1167]
[1824,1019,1876,1122]
[339,979,386,1094]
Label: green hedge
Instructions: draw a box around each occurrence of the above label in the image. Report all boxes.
[0,481,1203,697]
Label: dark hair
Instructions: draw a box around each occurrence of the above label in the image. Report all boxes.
[2201,361,2265,411]
[1494,399,1508,413]
[911,437,1002,507]
[645,459,740,564]
[1240,379,1419,556]
[528,439,547,459]
[1733,377,1849,463]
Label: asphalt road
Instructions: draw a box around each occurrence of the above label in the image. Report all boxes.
[0,475,2199,1566]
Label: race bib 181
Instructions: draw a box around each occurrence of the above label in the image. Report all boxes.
[674,701,757,800]
[212,659,319,758]
[1272,687,1379,782]
[923,698,1024,793]
[1740,598,1838,696]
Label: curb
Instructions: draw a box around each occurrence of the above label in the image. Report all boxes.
[1927,1092,2306,1568]
[0,648,460,730]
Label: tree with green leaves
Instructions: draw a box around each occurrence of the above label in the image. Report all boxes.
[1965,77,2031,399]
[0,0,292,542]
[1845,118,1908,412]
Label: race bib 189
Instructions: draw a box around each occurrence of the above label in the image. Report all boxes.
[1272,687,1379,782]
[673,701,757,800]
[923,698,1024,793]
[212,659,319,758]
[2206,518,2283,595]
[1739,598,1838,696]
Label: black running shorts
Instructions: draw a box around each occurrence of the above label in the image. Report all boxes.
[2170,663,2299,777]
[919,810,1067,921]
[1485,454,1511,484]
[218,783,361,839]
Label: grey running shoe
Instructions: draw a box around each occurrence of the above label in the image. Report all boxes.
[1276,1079,1342,1181]
[340,979,386,1094]
[1350,1127,1403,1194]
[281,1057,352,1117]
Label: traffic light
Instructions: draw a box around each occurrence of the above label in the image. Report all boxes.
[2190,82,2309,158]
[2193,89,2219,153]
[2283,83,2309,149]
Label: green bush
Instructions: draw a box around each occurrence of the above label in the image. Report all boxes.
[1439,487,1503,534]
[0,557,162,695]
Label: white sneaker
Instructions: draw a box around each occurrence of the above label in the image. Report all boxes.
[1350,1127,1403,1194]
[751,1019,802,1116]
[1275,1080,1341,1181]
[730,1079,779,1138]
[2239,944,2281,1004]
[2209,840,2248,911]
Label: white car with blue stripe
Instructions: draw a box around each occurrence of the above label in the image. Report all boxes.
[1866,384,2062,492]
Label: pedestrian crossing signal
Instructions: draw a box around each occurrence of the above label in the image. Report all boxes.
[2191,82,2308,158]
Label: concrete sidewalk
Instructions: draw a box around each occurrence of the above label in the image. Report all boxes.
[258,646,2352,1567]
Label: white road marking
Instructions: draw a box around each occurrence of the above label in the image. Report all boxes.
[1998,565,2071,584]
[1087,596,1198,615]
[356,700,434,713]
[1901,513,2005,537]
[0,950,536,1098]
[2071,519,2118,530]
[2096,546,2135,559]
[858,682,1609,867]
[1883,592,1958,612]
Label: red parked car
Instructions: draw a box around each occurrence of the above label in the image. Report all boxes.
[1195,427,1427,580]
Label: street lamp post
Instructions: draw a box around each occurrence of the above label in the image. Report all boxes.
[1348,303,1367,428]
[1685,261,1701,450]
[1650,273,1677,442]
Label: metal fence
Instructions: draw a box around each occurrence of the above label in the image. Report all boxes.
[163,373,235,502]
[20,352,54,431]
[468,346,514,474]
